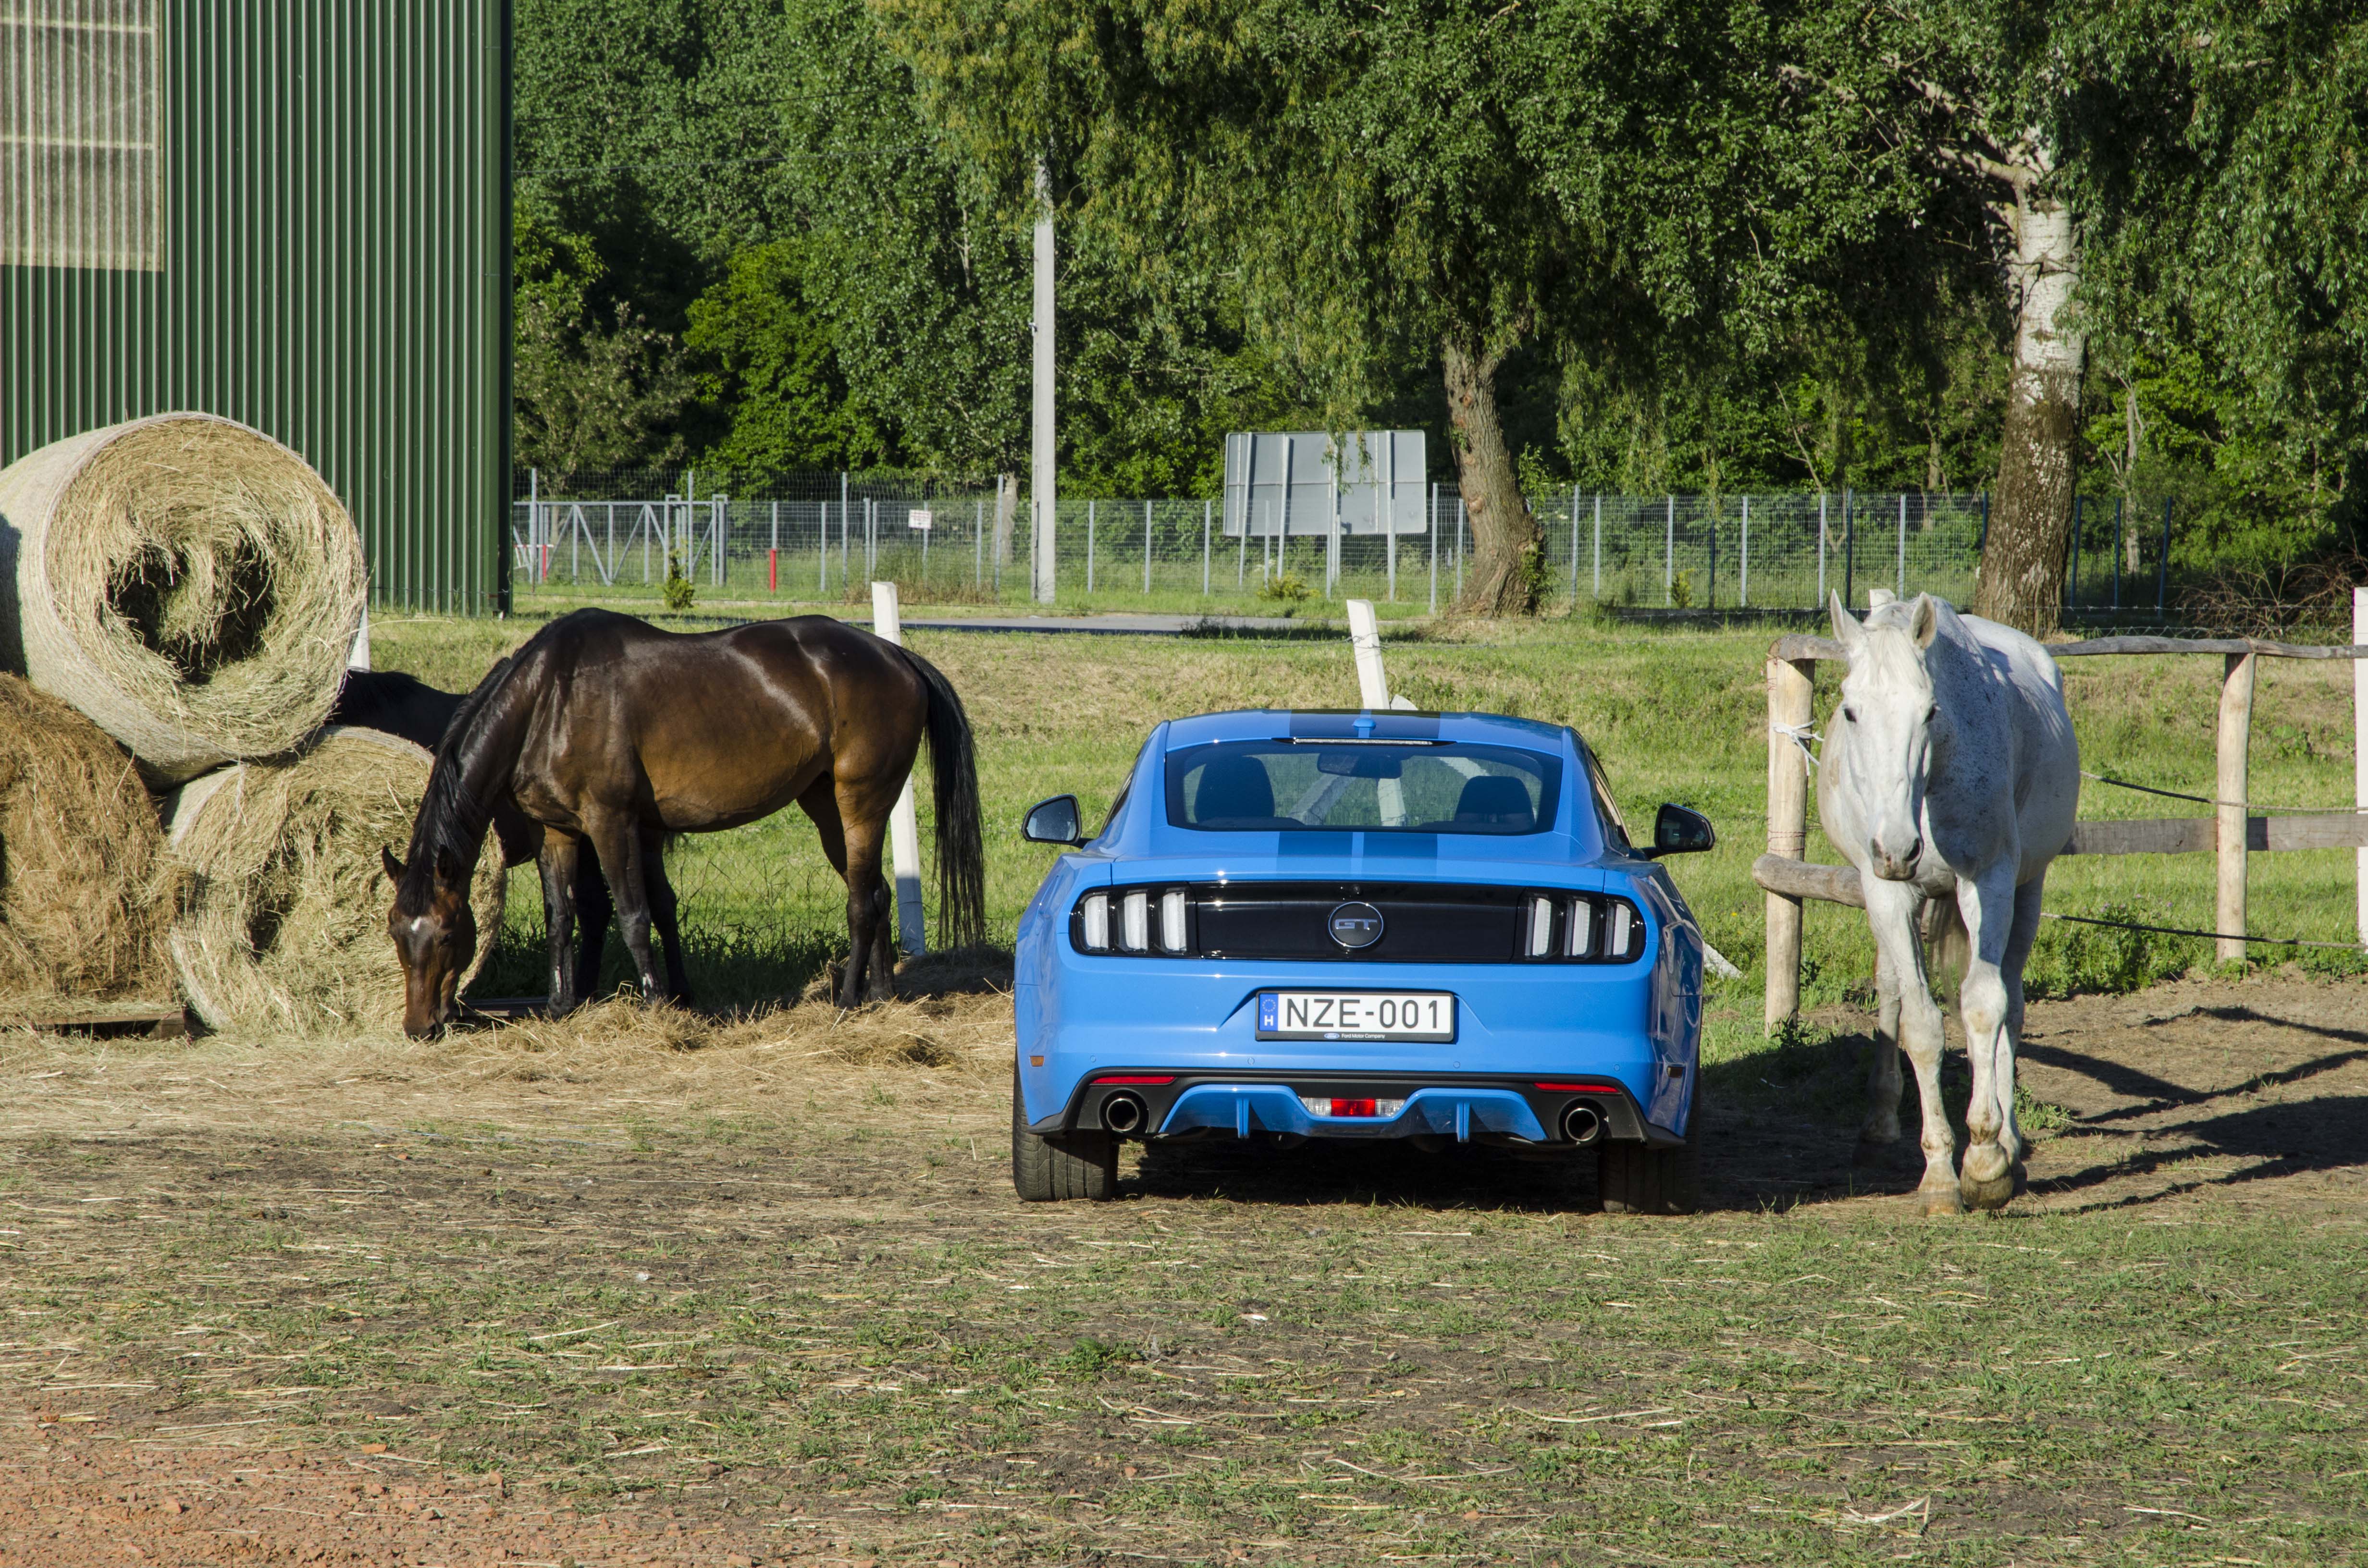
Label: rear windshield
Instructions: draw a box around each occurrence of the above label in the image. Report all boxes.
[1164,741,1562,835]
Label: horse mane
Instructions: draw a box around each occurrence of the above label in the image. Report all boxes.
[393,646,529,909]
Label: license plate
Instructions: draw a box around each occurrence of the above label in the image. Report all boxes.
[1256,991,1455,1042]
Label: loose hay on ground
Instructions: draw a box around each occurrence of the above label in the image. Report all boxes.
[164,727,504,1035]
[0,674,171,1011]
[0,412,366,783]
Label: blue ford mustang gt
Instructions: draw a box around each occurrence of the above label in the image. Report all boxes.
[1011,707,1715,1212]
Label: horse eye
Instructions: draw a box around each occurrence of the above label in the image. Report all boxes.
[1926,704,1940,723]
[1841,706,1857,723]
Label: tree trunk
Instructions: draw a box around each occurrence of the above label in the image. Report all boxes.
[1442,331,1540,615]
[1973,189,2084,637]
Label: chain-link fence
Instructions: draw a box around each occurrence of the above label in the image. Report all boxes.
[510,467,2194,619]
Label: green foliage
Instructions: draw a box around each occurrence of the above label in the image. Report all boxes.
[661,550,698,612]
[684,241,878,474]
[1256,570,1312,605]
[2023,903,2200,998]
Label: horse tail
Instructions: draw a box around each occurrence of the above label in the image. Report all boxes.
[1922,891,1971,995]
[898,647,987,950]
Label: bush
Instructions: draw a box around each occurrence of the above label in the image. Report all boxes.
[661,549,698,612]
[1257,570,1313,605]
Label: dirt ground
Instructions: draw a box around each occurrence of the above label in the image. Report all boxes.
[2,971,2363,1566]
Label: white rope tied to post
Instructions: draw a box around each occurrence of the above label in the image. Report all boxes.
[1771,721,1822,771]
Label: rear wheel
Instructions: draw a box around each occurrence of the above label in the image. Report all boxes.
[1597,1139,1701,1215]
[1011,1066,1117,1202]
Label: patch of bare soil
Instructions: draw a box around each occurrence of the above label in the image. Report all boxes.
[1773,970,2368,1219]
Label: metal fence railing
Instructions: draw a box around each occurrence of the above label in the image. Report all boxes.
[507,469,2178,618]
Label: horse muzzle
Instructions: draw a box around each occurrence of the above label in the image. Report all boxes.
[1870,831,1923,882]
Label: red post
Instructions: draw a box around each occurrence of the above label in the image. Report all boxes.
[768,548,778,595]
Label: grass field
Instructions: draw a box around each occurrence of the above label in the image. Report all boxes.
[369,606,2368,1015]
[4,610,2364,1565]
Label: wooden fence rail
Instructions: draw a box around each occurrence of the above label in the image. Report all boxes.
[1760,589,2368,1029]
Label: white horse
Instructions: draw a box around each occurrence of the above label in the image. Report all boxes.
[1818,590,2080,1214]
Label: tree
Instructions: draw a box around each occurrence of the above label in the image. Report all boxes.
[876,0,1541,608]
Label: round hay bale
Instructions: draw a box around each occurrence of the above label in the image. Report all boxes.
[0,412,367,784]
[164,727,506,1035]
[0,674,171,1009]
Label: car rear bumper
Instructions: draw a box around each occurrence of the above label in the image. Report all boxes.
[1031,1068,1684,1149]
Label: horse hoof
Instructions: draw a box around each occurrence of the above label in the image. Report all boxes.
[1961,1170,2015,1211]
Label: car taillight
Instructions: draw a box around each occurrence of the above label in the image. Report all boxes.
[1122,890,1150,951]
[1564,896,1594,957]
[1095,1074,1176,1085]
[1609,899,1633,958]
[1527,895,1554,957]
[1160,888,1188,952]
[1299,1096,1407,1119]
[1081,893,1110,950]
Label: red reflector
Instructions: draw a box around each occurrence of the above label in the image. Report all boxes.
[1092,1075,1175,1085]
[1535,1081,1620,1094]
[1328,1098,1380,1117]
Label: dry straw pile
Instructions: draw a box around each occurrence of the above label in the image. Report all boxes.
[0,675,172,1013]
[0,412,365,784]
[165,727,505,1035]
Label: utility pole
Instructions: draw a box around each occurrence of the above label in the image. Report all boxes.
[1031,161,1058,604]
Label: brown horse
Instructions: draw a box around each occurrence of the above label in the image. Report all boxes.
[382,608,985,1035]
[335,669,615,1000]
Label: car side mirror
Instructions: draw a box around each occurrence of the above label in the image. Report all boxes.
[1643,803,1715,858]
[1022,794,1085,846]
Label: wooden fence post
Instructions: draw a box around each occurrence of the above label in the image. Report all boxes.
[2356,588,2367,947]
[1765,656,1816,1029]
[2217,650,2257,965]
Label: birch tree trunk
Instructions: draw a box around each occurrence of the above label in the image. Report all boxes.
[1442,331,1540,615]
[1973,189,2084,636]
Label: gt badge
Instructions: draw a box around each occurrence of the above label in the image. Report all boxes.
[1327,901,1384,950]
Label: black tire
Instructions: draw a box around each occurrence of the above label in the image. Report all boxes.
[1597,1139,1701,1215]
[1011,1066,1117,1202]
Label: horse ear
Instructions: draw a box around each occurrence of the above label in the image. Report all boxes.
[1910,593,1941,649]
[1826,590,1864,653]
[381,847,407,885]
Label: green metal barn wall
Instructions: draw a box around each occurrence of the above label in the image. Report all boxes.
[2,1,512,613]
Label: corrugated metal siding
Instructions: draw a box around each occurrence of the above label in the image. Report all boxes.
[0,0,511,613]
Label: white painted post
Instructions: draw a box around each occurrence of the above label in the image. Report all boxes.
[1086,499,1096,593]
[1144,499,1154,595]
[1031,162,1058,605]
[871,581,928,956]
[2356,587,2367,945]
[1346,599,1390,708]
[1202,499,1211,596]
[348,603,371,670]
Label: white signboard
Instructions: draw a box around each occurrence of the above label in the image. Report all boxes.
[908,508,933,531]
[1221,429,1426,537]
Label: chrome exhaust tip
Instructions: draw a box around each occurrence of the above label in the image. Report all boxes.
[1102,1092,1147,1135]
[1561,1101,1604,1147]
